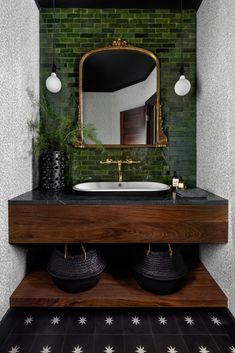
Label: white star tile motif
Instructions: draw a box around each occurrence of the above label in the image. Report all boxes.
[72,345,83,353]
[210,316,221,325]
[230,346,235,353]
[198,345,210,353]
[132,316,141,325]
[51,316,61,325]
[24,316,34,325]
[104,345,115,353]
[40,345,52,353]
[78,317,87,325]
[184,316,194,325]
[158,316,167,325]
[8,346,20,353]
[167,346,178,353]
[136,345,146,353]
[105,316,114,325]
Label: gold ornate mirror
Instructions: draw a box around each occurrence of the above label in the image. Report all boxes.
[77,39,167,147]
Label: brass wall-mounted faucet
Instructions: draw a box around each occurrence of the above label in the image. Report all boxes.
[100,158,141,182]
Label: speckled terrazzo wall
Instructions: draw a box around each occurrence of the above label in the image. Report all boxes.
[197,0,235,315]
[0,0,39,319]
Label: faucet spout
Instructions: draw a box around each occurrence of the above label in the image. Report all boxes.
[117,161,123,183]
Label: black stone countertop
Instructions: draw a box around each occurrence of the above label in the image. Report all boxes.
[9,187,228,205]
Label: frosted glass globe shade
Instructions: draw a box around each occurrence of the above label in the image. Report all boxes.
[46,72,62,93]
[174,75,191,96]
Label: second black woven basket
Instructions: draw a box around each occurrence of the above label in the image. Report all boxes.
[131,244,187,295]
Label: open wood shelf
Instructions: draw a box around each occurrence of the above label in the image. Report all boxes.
[10,262,227,308]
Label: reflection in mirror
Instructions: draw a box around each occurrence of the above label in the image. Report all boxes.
[78,40,167,147]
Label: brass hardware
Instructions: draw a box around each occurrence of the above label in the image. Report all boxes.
[109,38,129,47]
[100,158,141,182]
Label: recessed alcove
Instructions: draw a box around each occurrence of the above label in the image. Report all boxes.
[10,244,227,308]
[8,189,228,309]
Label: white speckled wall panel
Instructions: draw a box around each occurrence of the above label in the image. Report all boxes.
[197,0,235,315]
[0,0,39,319]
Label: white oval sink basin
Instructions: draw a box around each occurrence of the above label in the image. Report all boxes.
[73,181,170,193]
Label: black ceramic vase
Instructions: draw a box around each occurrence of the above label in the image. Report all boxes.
[40,151,65,190]
[131,244,187,295]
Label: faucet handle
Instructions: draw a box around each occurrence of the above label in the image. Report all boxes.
[125,159,141,164]
[100,158,113,164]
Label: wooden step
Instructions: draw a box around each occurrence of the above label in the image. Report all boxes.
[10,262,227,308]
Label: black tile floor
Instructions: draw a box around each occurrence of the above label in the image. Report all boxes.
[0,308,235,353]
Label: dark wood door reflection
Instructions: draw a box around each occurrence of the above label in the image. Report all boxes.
[120,105,146,144]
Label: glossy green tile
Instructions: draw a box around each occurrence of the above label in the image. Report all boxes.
[40,8,196,187]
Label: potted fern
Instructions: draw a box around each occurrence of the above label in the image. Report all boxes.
[29,94,100,190]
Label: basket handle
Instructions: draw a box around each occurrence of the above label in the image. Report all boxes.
[146,243,173,257]
[64,243,87,260]
[81,243,87,261]
[147,243,151,255]
[168,243,173,257]
[64,243,68,259]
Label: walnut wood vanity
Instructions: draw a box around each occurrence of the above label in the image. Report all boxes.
[8,188,228,308]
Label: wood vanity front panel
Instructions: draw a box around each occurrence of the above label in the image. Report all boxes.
[9,204,228,243]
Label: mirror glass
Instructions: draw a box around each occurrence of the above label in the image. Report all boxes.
[78,40,167,147]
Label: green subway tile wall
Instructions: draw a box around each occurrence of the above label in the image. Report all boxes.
[40,8,196,187]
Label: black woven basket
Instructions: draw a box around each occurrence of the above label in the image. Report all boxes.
[131,244,187,295]
[47,245,106,293]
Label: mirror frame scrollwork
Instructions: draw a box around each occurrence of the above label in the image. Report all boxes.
[76,39,167,148]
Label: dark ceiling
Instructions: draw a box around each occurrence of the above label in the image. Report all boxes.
[83,50,156,92]
[35,0,203,11]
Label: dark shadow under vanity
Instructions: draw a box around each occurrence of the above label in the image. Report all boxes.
[8,188,228,308]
